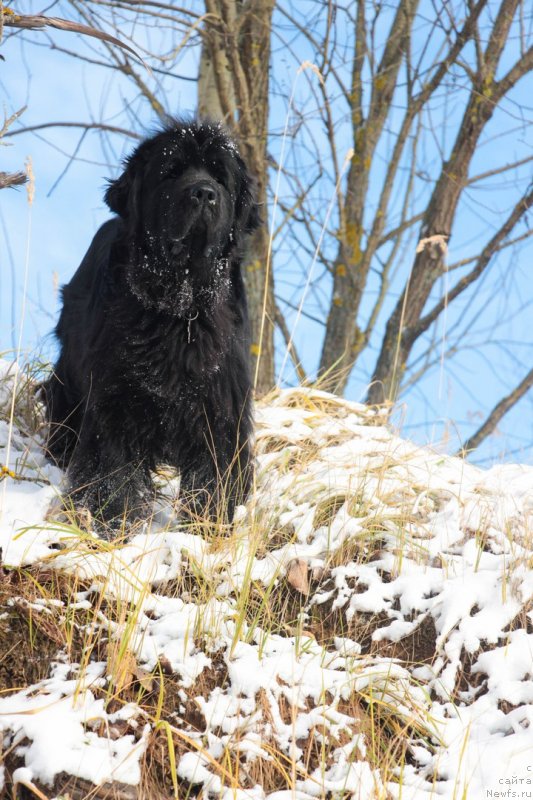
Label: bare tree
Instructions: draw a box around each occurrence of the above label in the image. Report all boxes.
[2,0,532,454]
[367,0,533,404]
[274,0,532,453]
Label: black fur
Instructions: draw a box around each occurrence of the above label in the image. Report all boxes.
[43,120,260,525]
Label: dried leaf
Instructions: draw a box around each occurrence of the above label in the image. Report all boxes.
[158,656,174,675]
[132,664,155,692]
[108,647,137,696]
[287,558,309,594]
[108,720,131,739]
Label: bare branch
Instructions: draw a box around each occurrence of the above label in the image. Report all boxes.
[275,305,308,384]
[87,0,201,18]
[39,40,196,80]
[0,106,27,137]
[466,154,533,187]
[320,0,490,387]
[448,229,533,271]
[1,7,144,62]
[0,106,28,189]
[377,212,425,248]
[492,45,533,102]
[412,185,533,340]
[458,366,533,455]
[367,0,529,404]
[66,0,169,122]
[3,121,141,140]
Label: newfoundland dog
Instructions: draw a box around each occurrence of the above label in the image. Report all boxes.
[43,119,260,526]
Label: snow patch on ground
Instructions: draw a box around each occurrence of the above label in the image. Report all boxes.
[0,662,149,787]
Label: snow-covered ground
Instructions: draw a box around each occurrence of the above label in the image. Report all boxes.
[0,359,532,799]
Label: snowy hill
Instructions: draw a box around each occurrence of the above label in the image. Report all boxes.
[0,359,532,799]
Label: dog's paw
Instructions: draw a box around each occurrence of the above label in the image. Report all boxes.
[45,498,94,533]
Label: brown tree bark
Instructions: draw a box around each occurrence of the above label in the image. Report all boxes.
[199,0,276,396]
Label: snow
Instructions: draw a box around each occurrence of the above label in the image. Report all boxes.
[1,359,533,798]
[0,662,150,787]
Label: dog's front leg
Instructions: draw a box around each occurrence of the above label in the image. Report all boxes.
[178,460,221,523]
[225,441,254,522]
[178,428,253,524]
[65,410,152,527]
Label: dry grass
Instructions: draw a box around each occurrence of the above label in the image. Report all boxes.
[2,368,528,799]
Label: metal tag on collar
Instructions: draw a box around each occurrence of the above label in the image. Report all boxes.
[187,310,199,343]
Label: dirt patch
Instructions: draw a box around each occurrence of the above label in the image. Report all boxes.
[504,608,533,635]
[6,767,139,800]
[308,591,393,653]
[0,599,62,693]
[371,614,438,664]
[0,564,103,696]
[136,653,230,798]
[452,646,488,700]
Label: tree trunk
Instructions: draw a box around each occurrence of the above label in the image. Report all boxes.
[199,0,276,395]
[198,43,234,123]
[318,0,419,392]
[367,89,495,404]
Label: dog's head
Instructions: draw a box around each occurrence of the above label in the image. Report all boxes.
[105,120,260,271]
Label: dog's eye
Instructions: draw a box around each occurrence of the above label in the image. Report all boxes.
[211,164,234,191]
[161,164,182,181]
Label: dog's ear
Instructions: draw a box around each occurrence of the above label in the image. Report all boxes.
[230,148,262,236]
[105,171,129,217]
[244,198,262,234]
[104,158,140,218]
[235,178,262,237]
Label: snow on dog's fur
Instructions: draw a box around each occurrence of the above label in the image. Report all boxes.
[43,120,260,526]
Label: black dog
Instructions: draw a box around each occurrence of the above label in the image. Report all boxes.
[43,120,260,526]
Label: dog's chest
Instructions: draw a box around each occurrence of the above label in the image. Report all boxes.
[123,313,228,398]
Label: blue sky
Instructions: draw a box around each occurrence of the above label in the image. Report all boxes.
[1,2,532,465]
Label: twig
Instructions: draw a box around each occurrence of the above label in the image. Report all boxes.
[0,171,27,189]
[3,121,142,140]
[458,366,533,455]
[2,8,144,63]
[274,305,308,384]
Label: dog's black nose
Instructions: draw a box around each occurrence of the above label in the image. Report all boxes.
[190,182,217,206]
